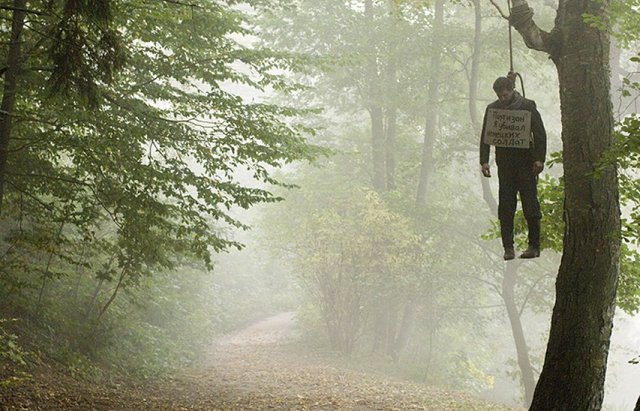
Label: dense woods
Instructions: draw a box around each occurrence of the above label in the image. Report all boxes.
[1,0,640,409]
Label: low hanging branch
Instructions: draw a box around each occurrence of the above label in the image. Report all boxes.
[0,4,48,16]
[486,0,554,54]
[160,0,202,8]
[508,0,554,54]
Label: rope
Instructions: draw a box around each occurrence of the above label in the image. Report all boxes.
[507,0,513,73]
[506,0,526,97]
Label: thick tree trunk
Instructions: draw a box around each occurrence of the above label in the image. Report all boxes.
[502,262,535,407]
[0,0,28,215]
[635,395,640,411]
[509,1,620,409]
[416,0,443,205]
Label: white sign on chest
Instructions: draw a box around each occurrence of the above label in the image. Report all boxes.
[484,109,532,148]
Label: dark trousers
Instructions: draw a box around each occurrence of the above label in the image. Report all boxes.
[497,157,541,249]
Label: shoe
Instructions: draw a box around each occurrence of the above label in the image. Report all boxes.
[519,246,540,259]
[503,247,515,260]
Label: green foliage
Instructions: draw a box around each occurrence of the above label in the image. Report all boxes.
[0,319,28,367]
[294,187,425,354]
[0,319,32,387]
[0,0,321,379]
[607,0,640,46]
[1,0,320,311]
[45,0,125,105]
[4,262,225,379]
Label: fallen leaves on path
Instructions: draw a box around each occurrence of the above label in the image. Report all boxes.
[1,313,518,410]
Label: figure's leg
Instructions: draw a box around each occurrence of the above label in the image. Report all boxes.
[498,162,518,259]
[519,167,542,258]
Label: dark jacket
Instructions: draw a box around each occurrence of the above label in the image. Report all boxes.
[479,97,547,166]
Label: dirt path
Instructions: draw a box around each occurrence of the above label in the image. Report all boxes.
[2,313,517,410]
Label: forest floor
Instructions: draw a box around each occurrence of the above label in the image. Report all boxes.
[1,313,518,411]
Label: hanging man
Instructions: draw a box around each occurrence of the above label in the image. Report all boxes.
[479,76,547,260]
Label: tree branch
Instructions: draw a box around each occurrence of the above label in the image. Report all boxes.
[160,0,202,8]
[487,0,509,19]
[508,0,554,54]
[0,4,48,16]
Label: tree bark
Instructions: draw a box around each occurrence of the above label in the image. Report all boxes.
[365,0,386,192]
[502,262,536,407]
[634,394,640,411]
[384,0,399,191]
[469,0,498,217]
[391,298,417,361]
[0,0,28,215]
[416,0,443,205]
[385,107,397,190]
[509,1,621,409]
[370,105,386,192]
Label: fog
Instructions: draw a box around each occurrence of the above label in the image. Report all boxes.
[206,0,640,409]
[1,1,639,410]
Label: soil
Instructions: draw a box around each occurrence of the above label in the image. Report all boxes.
[0,312,517,410]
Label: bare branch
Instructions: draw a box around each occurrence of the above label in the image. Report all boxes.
[518,271,554,316]
[487,0,509,20]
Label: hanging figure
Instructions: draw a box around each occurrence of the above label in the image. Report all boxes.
[480,76,547,260]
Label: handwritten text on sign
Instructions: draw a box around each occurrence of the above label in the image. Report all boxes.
[484,109,532,148]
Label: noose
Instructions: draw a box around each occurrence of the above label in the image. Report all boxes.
[507,0,526,98]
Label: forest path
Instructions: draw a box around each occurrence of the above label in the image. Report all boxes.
[1,313,516,410]
[122,312,514,410]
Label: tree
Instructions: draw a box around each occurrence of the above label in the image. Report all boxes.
[505,0,620,408]
[0,0,319,321]
[0,0,124,214]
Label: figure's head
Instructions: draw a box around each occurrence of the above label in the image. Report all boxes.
[493,77,515,104]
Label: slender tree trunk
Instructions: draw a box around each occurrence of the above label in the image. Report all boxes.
[0,0,28,215]
[469,0,498,217]
[385,108,396,190]
[96,265,128,322]
[85,278,105,321]
[365,0,386,192]
[502,262,535,407]
[469,5,532,397]
[36,220,66,313]
[508,1,620,409]
[384,0,399,191]
[416,0,443,205]
[609,39,634,119]
[370,106,386,191]
[391,298,417,361]
[468,0,481,133]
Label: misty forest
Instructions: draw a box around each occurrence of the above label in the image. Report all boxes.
[1,0,640,410]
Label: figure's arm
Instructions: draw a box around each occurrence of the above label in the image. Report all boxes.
[531,102,547,164]
[530,101,546,174]
[480,107,491,165]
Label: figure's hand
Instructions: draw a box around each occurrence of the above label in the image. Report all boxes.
[481,163,491,178]
[532,161,544,175]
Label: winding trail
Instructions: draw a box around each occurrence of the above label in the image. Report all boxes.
[1,313,517,410]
